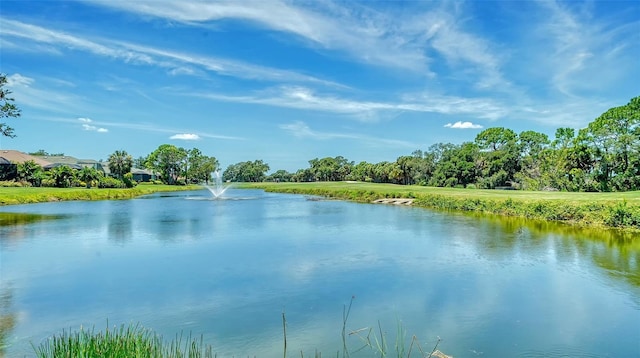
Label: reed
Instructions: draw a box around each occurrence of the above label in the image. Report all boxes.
[34,301,450,358]
[33,323,215,358]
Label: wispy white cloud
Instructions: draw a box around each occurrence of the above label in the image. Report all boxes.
[4,74,89,114]
[0,34,63,55]
[4,1,635,136]
[5,73,34,87]
[30,115,244,141]
[83,1,518,89]
[532,1,640,97]
[444,121,483,129]
[0,19,155,64]
[83,0,432,73]
[0,18,343,87]
[119,41,345,87]
[280,121,351,140]
[91,120,242,140]
[170,133,201,140]
[168,66,197,76]
[513,98,616,127]
[280,121,419,148]
[193,86,508,121]
[407,7,508,89]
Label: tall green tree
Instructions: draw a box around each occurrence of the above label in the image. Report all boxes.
[475,128,519,188]
[108,150,133,180]
[430,142,480,187]
[0,74,21,138]
[395,156,416,185]
[146,144,188,184]
[475,127,517,151]
[514,131,550,190]
[582,96,640,191]
[223,160,270,182]
[408,150,436,186]
[535,127,578,191]
[133,155,148,169]
[267,169,293,182]
[307,156,353,181]
[347,161,375,182]
[292,168,315,182]
[186,148,219,184]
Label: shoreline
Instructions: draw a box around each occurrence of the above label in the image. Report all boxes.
[1,182,638,233]
[0,184,201,206]
[241,182,640,233]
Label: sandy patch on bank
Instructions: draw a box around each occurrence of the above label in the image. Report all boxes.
[372,198,414,205]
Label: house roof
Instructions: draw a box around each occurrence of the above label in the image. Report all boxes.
[131,168,153,175]
[39,155,81,165]
[0,150,52,166]
[43,163,84,170]
[34,155,107,171]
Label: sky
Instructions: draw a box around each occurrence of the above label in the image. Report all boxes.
[1,0,638,172]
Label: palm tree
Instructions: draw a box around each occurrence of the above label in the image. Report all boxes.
[78,166,101,188]
[49,165,75,188]
[108,150,133,180]
[17,160,42,186]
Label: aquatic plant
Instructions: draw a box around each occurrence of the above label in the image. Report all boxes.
[33,323,214,358]
[33,300,451,358]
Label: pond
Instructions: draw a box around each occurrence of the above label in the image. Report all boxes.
[1,189,639,357]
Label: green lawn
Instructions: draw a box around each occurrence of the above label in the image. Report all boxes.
[243,181,640,203]
[0,184,201,206]
[241,182,640,231]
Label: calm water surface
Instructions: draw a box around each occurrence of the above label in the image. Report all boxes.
[1,188,639,357]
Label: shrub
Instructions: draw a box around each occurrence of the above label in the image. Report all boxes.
[123,172,137,188]
[606,201,640,228]
[41,178,56,187]
[444,177,457,187]
[71,178,83,188]
[0,180,22,187]
[98,177,126,188]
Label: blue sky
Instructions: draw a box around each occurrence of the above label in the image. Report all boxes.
[1,1,638,172]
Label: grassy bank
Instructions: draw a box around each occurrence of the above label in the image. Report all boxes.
[0,184,201,206]
[242,182,640,231]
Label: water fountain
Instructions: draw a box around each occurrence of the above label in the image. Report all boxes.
[205,170,229,199]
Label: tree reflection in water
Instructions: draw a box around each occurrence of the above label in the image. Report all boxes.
[0,285,16,357]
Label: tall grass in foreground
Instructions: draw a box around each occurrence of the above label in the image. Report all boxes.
[333,297,447,358]
[33,299,450,357]
[33,323,214,358]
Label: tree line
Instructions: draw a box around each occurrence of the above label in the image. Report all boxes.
[242,96,639,192]
[9,144,220,188]
[2,70,638,194]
